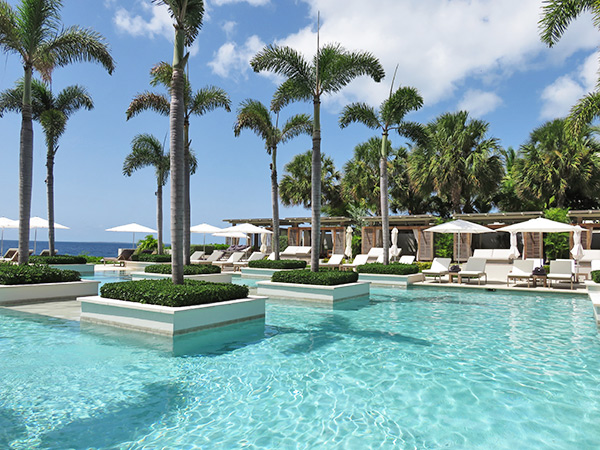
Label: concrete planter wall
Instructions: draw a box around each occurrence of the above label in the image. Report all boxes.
[256,280,369,303]
[130,272,233,283]
[79,295,266,336]
[241,267,295,279]
[358,272,424,287]
[124,261,163,272]
[586,281,600,326]
[49,263,95,276]
[0,280,100,305]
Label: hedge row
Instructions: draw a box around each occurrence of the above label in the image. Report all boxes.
[29,255,87,265]
[131,254,172,262]
[592,270,600,284]
[145,264,221,275]
[356,263,420,275]
[190,244,229,255]
[248,259,306,269]
[0,263,81,285]
[100,279,249,307]
[271,269,358,286]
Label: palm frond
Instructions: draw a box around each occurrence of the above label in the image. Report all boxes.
[395,122,428,146]
[567,91,600,136]
[381,86,423,126]
[17,0,62,58]
[55,85,93,116]
[339,102,379,129]
[539,0,594,47]
[153,0,204,45]
[319,44,385,94]
[0,1,22,56]
[40,108,65,154]
[149,61,173,88]
[126,92,170,119]
[271,78,312,112]
[189,85,231,116]
[280,113,312,143]
[0,83,25,118]
[251,44,313,91]
[233,99,273,143]
[123,133,170,185]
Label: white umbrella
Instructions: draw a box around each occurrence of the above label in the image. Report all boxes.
[390,227,400,259]
[212,230,248,239]
[190,223,222,251]
[508,231,520,259]
[0,217,18,256]
[496,217,575,233]
[424,219,495,263]
[344,226,353,259]
[106,223,157,248]
[30,216,69,254]
[260,232,268,253]
[571,226,584,261]
[221,223,273,235]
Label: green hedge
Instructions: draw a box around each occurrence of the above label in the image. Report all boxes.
[271,269,358,286]
[29,255,87,265]
[0,263,81,285]
[415,261,432,272]
[130,254,171,262]
[592,270,600,283]
[356,263,420,275]
[190,244,229,255]
[145,264,221,275]
[100,279,249,307]
[248,259,306,269]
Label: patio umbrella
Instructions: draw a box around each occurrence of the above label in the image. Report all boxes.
[190,223,222,251]
[344,226,353,259]
[390,227,400,259]
[30,216,69,254]
[260,232,268,253]
[571,226,584,261]
[424,219,495,263]
[508,231,520,259]
[221,223,272,249]
[106,223,157,248]
[0,217,18,256]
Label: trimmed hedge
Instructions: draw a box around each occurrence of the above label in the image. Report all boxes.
[592,270,600,284]
[100,279,249,307]
[271,269,358,286]
[130,254,171,262]
[0,263,81,285]
[415,261,432,272]
[29,255,87,265]
[190,244,228,255]
[356,263,420,275]
[248,259,306,269]
[145,264,221,275]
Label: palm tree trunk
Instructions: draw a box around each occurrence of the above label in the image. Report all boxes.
[271,147,280,260]
[157,183,163,254]
[311,96,321,272]
[183,121,191,265]
[380,133,389,265]
[46,148,55,256]
[18,66,34,265]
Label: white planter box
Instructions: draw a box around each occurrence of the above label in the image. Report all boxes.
[256,280,369,303]
[240,267,297,279]
[130,272,233,283]
[0,280,100,305]
[124,261,163,271]
[358,272,424,287]
[48,263,95,276]
[79,295,266,336]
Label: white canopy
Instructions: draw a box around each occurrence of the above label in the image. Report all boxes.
[496,217,575,233]
[106,223,157,248]
[424,219,494,234]
[213,230,248,239]
[221,223,272,235]
[0,217,18,256]
[30,216,69,230]
[190,223,222,234]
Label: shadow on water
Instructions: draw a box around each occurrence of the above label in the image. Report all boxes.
[0,408,27,448]
[39,382,184,450]
[267,295,371,311]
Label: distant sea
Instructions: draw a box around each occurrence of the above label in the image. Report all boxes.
[1,240,133,257]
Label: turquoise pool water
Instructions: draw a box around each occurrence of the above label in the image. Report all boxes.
[1,286,600,449]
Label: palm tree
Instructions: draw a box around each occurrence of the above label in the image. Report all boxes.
[251,41,384,270]
[339,83,424,264]
[123,134,170,254]
[0,0,114,264]
[127,61,230,266]
[233,99,311,259]
[539,1,600,135]
[408,111,504,214]
[0,78,93,255]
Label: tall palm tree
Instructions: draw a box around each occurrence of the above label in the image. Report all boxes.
[251,42,384,270]
[0,78,93,255]
[339,83,424,264]
[123,134,170,254]
[539,1,600,135]
[126,61,230,266]
[0,0,114,264]
[408,111,504,214]
[233,99,311,259]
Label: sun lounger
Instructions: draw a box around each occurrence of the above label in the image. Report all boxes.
[591,260,600,272]
[267,252,275,260]
[102,248,135,266]
[195,250,225,265]
[458,258,487,284]
[341,254,369,271]
[6,249,34,263]
[232,252,266,271]
[213,251,245,270]
[2,248,17,261]
[367,247,384,263]
[472,249,514,262]
[422,257,451,283]
[507,259,535,287]
[39,249,58,256]
[399,255,415,264]
[190,251,205,264]
[547,260,575,289]
[321,254,344,269]
[280,245,311,261]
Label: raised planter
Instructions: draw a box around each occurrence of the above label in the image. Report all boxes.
[48,263,95,276]
[586,281,600,326]
[256,280,369,303]
[130,272,233,283]
[79,295,266,336]
[0,280,100,305]
[124,261,162,272]
[358,272,424,287]
[241,267,296,279]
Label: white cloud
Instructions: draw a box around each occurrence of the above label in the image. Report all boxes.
[222,20,237,39]
[457,89,503,117]
[212,0,270,6]
[113,3,173,41]
[208,35,265,78]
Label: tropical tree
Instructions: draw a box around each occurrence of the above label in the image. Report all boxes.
[233,99,311,259]
[126,62,230,266]
[123,134,170,254]
[251,42,384,270]
[408,111,504,214]
[0,0,114,264]
[539,0,600,135]
[512,118,600,209]
[339,83,424,264]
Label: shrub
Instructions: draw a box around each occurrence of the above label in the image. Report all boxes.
[592,270,600,284]
[248,259,306,269]
[29,255,88,265]
[190,244,229,255]
[356,262,419,275]
[279,234,288,252]
[100,279,249,307]
[145,264,221,275]
[0,263,81,285]
[271,269,358,286]
[130,254,171,262]
[415,261,432,272]
[135,234,158,253]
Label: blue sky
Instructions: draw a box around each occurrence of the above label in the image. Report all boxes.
[0,0,597,243]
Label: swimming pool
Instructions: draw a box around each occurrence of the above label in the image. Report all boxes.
[1,286,599,449]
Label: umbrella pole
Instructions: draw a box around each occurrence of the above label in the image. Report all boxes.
[203,234,206,252]
[1,229,3,256]
[34,228,37,254]
[133,232,135,249]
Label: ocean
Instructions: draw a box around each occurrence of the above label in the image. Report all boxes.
[1,239,133,257]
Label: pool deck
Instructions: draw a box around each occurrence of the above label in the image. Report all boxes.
[415,279,589,295]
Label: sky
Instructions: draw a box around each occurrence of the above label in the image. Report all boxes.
[0,0,598,243]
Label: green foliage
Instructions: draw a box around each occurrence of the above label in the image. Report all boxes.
[416,261,432,272]
[78,253,104,263]
[0,263,81,285]
[356,263,419,275]
[248,260,306,269]
[591,270,600,284]
[543,208,570,260]
[279,234,288,252]
[191,244,228,255]
[271,269,358,285]
[432,218,453,258]
[130,254,171,262]
[100,279,249,308]
[145,264,220,275]
[351,235,362,259]
[136,235,158,253]
[29,255,87,265]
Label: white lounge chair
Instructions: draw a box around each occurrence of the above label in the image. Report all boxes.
[458,258,487,285]
[267,252,275,260]
[190,251,205,264]
[195,250,224,265]
[341,254,369,271]
[422,257,452,283]
[399,255,415,264]
[367,247,384,263]
[547,260,575,289]
[321,254,344,269]
[213,251,245,270]
[591,260,600,272]
[507,259,534,287]
[232,252,266,271]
